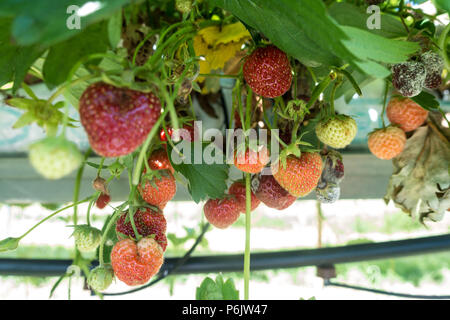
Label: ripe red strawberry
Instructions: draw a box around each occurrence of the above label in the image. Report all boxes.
[110,238,164,286]
[203,198,240,229]
[252,173,296,210]
[386,97,428,132]
[243,45,292,98]
[271,153,323,197]
[160,121,199,142]
[148,148,174,173]
[96,193,111,209]
[234,145,270,174]
[116,207,167,251]
[228,181,260,214]
[138,170,176,209]
[79,82,161,157]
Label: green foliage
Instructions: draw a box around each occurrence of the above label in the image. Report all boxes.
[410,91,440,111]
[168,142,229,203]
[0,18,44,92]
[0,237,21,253]
[0,0,133,47]
[210,0,420,78]
[42,22,109,88]
[196,275,239,300]
[328,2,407,39]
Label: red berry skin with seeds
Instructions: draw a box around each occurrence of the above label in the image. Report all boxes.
[110,238,164,286]
[79,82,161,157]
[148,148,174,173]
[116,207,168,251]
[272,153,323,197]
[138,170,176,209]
[243,45,292,98]
[204,198,241,229]
[234,146,270,174]
[96,193,110,209]
[253,174,296,210]
[228,181,260,214]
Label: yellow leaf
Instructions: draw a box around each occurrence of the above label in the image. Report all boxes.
[198,22,250,46]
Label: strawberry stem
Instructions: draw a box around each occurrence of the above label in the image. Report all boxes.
[132,108,170,186]
[244,172,252,300]
[19,198,91,240]
[381,80,390,129]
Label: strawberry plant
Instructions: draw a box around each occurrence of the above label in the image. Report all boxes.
[0,0,448,300]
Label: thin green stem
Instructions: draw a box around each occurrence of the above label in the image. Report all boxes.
[132,108,170,185]
[73,150,91,226]
[19,198,90,239]
[47,74,96,105]
[381,80,390,128]
[244,173,252,300]
[245,85,253,130]
[98,209,123,266]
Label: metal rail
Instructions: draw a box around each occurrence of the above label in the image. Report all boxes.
[1,234,449,277]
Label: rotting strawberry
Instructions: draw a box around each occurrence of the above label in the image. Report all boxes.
[203,197,241,229]
[110,237,164,286]
[72,225,102,252]
[116,207,168,251]
[29,136,82,180]
[138,170,176,209]
[316,181,341,204]
[79,82,161,157]
[148,148,174,173]
[319,150,345,185]
[87,265,114,292]
[315,115,357,149]
[234,145,270,174]
[93,177,108,194]
[96,193,111,209]
[391,61,426,97]
[368,126,406,160]
[243,45,293,98]
[386,97,428,132]
[420,51,444,89]
[228,181,260,214]
[251,173,296,210]
[271,152,323,197]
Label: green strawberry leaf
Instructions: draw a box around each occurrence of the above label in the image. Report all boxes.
[108,9,122,49]
[410,91,440,111]
[340,26,420,64]
[0,237,21,252]
[168,142,229,203]
[196,275,239,300]
[210,0,345,67]
[328,2,407,39]
[0,0,132,47]
[42,21,109,88]
[0,18,44,92]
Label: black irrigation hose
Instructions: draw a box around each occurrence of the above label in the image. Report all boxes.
[324,280,450,300]
[101,223,210,296]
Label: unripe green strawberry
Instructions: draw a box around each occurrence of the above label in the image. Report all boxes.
[72,225,102,252]
[87,265,114,292]
[175,0,193,13]
[315,115,357,149]
[29,137,82,180]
